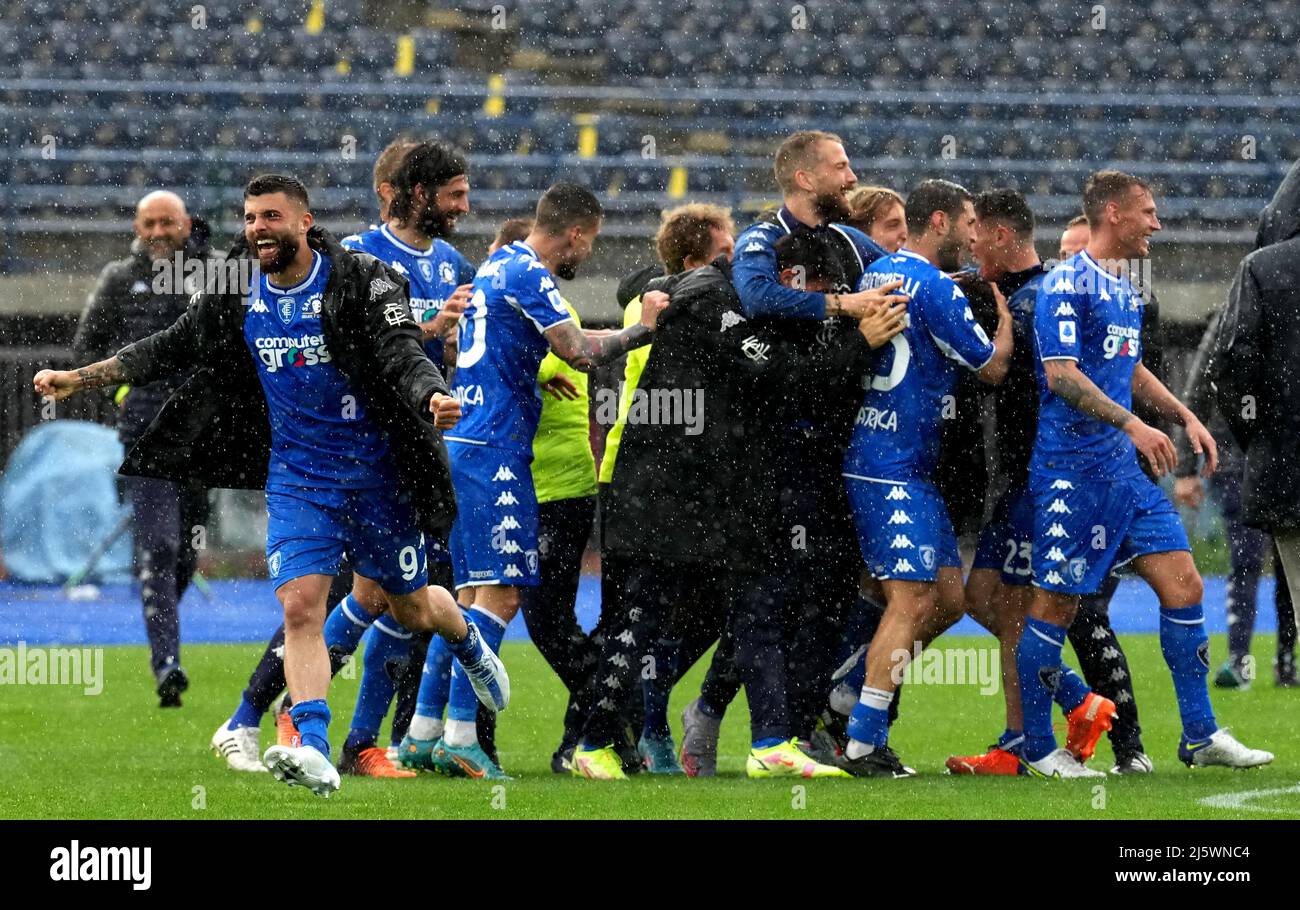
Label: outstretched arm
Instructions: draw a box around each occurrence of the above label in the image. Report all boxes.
[1132,361,1217,475]
[34,356,127,401]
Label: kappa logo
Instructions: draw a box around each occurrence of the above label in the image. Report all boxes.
[492,465,517,482]
[890,534,913,549]
[1050,479,1075,490]
[1053,303,1077,317]
[1046,523,1070,538]
[616,629,636,646]
[1051,274,1075,293]
[886,486,910,500]
[248,298,270,313]
[370,276,397,299]
[496,516,521,531]
[887,510,912,525]
[608,653,629,668]
[893,559,915,573]
[1046,546,1067,562]
[1044,570,1065,585]
[494,492,519,506]
[919,545,936,571]
[389,260,409,276]
[603,674,621,690]
[1069,558,1088,582]
[1047,498,1072,514]
[720,311,746,331]
[503,564,523,578]
[498,540,522,554]
[744,242,764,253]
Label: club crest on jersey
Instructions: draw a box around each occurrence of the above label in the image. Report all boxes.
[268,550,282,576]
[301,293,322,319]
[440,261,456,284]
[919,546,936,571]
[276,296,296,326]
[526,549,539,574]
[1069,558,1088,582]
[418,259,433,282]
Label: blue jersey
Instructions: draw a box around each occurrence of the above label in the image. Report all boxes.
[339,224,475,369]
[1032,251,1145,480]
[244,250,392,491]
[733,207,886,320]
[445,240,574,454]
[843,249,995,481]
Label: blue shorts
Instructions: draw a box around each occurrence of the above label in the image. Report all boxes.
[265,485,427,595]
[973,484,1035,586]
[845,474,961,582]
[1031,471,1190,595]
[447,442,540,589]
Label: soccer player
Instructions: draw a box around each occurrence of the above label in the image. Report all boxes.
[1058,214,1090,260]
[846,185,909,253]
[1014,170,1273,777]
[839,179,1012,777]
[399,183,665,780]
[944,189,1120,775]
[210,139,475,777]
[35,174,508,797]
[678,131,902,774]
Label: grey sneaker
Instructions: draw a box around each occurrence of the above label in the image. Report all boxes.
[679,698,720,777]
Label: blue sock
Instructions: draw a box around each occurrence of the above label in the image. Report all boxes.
[229,695,263,730]
[998,728,1025,754]
[344,616,412,753]
[412,630,456,728]
[1053,664,1090,713]
[289,698,331,758]
[323,595,375,654]
[846,687,892,749]
[1159,604,1217,741]
[752,737,785,749]
[1016,617,1066,761]
[447,608,507,723]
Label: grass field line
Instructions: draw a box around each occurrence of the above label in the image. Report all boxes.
[1197,783,1300,815]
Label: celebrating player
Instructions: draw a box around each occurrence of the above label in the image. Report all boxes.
[1013,170,1273,777]
[35,174,508,797]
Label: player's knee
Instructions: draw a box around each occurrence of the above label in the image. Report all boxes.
[1164,569,1204,608]
[350,581,388,616]
[281,593,323,632]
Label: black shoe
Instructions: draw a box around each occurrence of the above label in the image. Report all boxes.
[810,709,849,761]
[835,744,915,778]
[156,664,188,708]
[551,746,574,774]
[616,724,642,775]
[1276,653,1299,688]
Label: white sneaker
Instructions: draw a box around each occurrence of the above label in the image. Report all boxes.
[1180,729,1274,769]
[263,744,341,797]
[1111,752,1155,774]
[461,636,510,712]
[211,721,268,773]
[1025,748,1107,779]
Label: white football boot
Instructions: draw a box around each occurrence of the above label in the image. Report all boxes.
[263,744,341,797]
[211,721,268,773]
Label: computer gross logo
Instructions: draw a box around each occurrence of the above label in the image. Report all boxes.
[253,334,332,373]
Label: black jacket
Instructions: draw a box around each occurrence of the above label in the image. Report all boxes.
[115,225,458,536]
[1208,157,1300,533]
[603,258,875,568]
[74,218,222,448]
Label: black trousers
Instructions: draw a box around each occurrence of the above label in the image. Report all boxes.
[1071,574,1145,758]
[124,476,208,678]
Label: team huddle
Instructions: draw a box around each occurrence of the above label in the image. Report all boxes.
[34,129,1275,794]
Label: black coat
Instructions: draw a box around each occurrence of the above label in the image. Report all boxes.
[603,258,874,568]
[73,218,222,449]
[115,225,458,537]
[1209,157,1300,533]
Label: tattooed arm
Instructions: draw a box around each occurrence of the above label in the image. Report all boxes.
[33,357,127,401]
[544,290,668,372]
[1042,358,1180,477]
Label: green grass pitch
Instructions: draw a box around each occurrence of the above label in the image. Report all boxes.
[3,633,1297,819]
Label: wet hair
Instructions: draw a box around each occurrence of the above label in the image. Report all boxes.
[846,185,905,234]
[244,173,309,208]
[974,188,1035,239]
[952,271,999,337]
[905,179,972,236]
[493,217,533,248]
[533,182,603,234]
[774,229,845,288]
[1083,170,1150,228]
[373,138,419,192]
[387,139,469,224]
[774,130,843,194]
[655,203,735,274]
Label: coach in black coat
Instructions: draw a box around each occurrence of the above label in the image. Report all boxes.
[116,224,458,537]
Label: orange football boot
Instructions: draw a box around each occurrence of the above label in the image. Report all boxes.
[341,746,417,778]
[1065,692,1117,762]
[945,746,1022,775]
